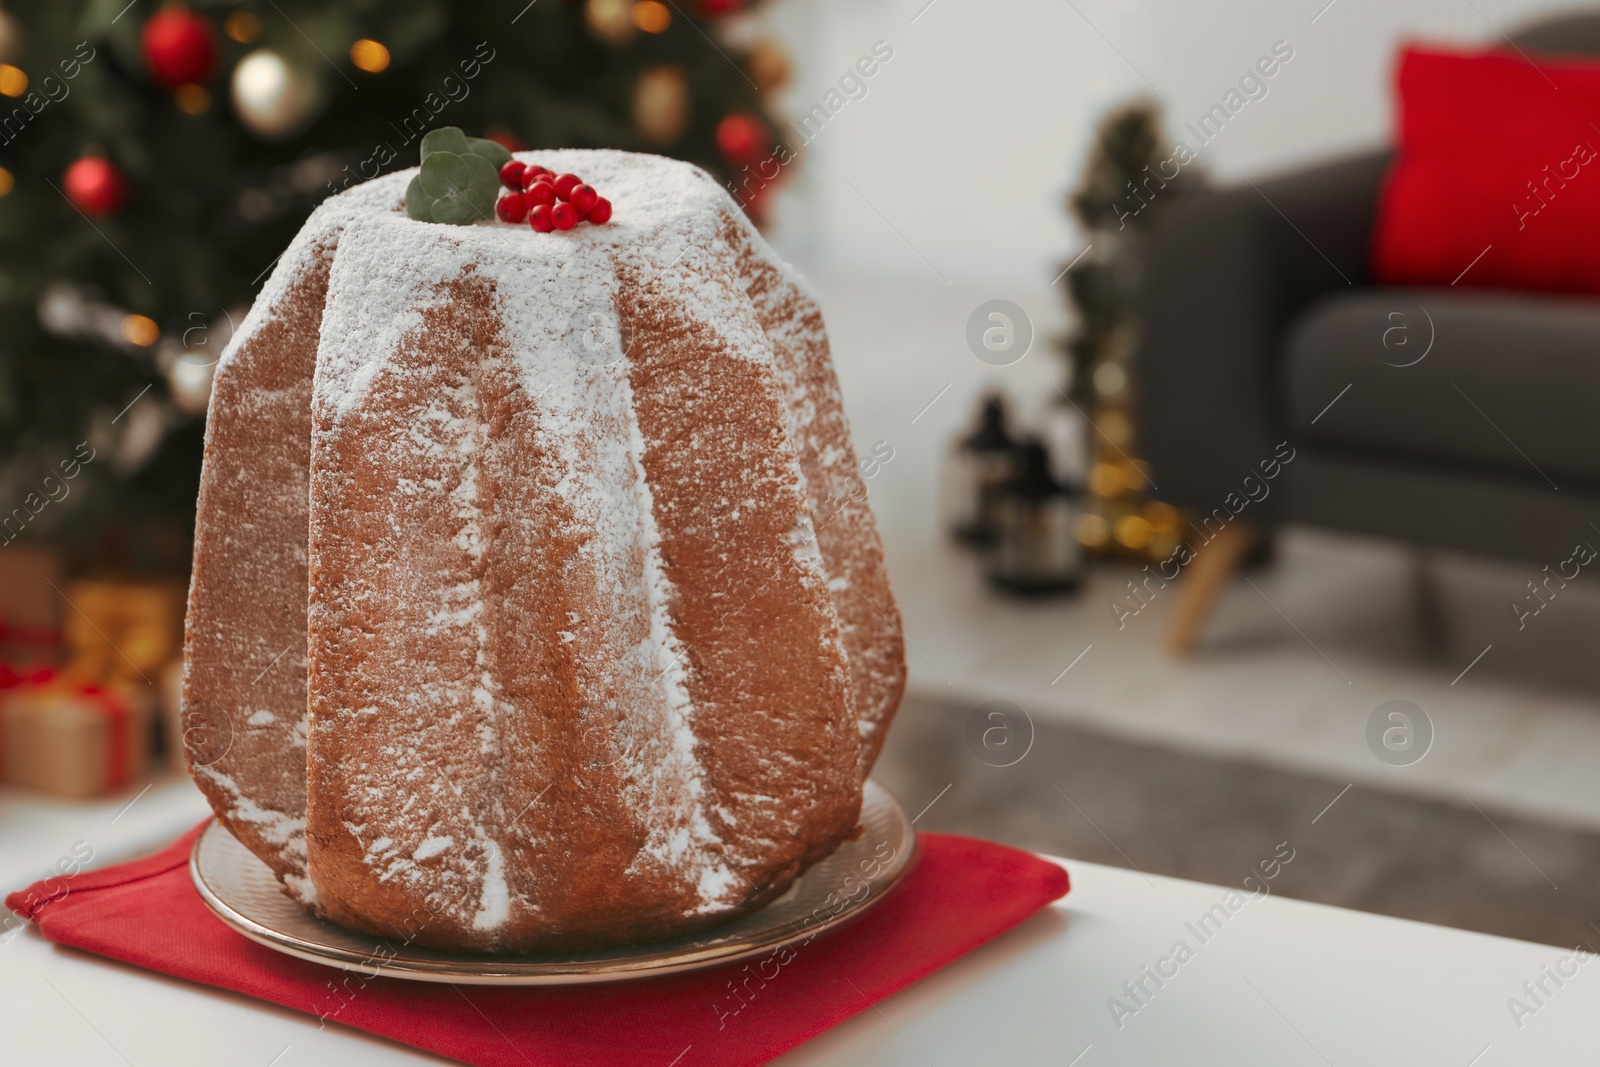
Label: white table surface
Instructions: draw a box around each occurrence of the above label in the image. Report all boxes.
[3,779,1597,1065]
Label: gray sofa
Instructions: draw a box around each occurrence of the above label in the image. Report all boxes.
[1136,13,1600,589]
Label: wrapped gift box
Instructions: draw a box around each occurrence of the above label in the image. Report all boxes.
[60,577,185,687]
[0,672,151,798]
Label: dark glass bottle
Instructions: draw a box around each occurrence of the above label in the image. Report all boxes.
[943,395,1015,547]
[988,440,1083,595]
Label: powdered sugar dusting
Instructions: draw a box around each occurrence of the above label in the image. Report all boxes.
[472,839,509,930]
[413,835,454,861]
[217,171,412,385]
[194,764,317,906]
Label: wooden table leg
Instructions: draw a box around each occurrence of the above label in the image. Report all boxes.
[1166,520,1259,655]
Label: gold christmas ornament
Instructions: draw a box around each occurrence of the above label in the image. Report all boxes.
[231,49,319,140]
[633,65,690,146]
[585,0,636,46]
[0,165,12,197]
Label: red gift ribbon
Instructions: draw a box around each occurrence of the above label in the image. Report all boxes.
[76,683,132,793]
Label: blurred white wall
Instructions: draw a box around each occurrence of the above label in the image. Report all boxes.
[763,0,1591,293]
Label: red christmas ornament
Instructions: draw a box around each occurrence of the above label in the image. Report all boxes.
[499,160,526,191]
[529,203,555,232]
[496,192,528,223]
[569,184,599,214]
[63,157,129,218]
[715,113,766,164]
[140,7,217,89]
[701,0,746,15]
[586,197,613,225]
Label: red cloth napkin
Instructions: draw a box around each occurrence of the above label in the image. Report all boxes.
[8,822,1068,1066]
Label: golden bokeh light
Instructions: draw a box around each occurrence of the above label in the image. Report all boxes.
[174,84,210,115]
[632,1,672,33]
[586,0,636,45]
[224,11,261,44]
[1113,514,1155,550]
[1088,462,1125,498]
[350,39,391,74]
[0,64,26,97]
[121,314,160,348]
[1144,501,1180,528]
[1098,407,1132,447]
[1077,513,1111,549]
[633,65,690,145]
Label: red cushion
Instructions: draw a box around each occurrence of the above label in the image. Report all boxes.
[1373,46,1600,293]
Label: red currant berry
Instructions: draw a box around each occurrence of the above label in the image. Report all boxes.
[551,202,579,230]
[524,181,556,208]
[552,173,582,201]
[521,165,552,189]
[569,184,599,213]
[585,197,613,225]
[496,192,528,223]
[499,160,525,191]
[529,204,555,232]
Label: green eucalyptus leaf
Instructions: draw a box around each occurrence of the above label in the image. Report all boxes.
[404,175,432,221]
[431,194,481,225]
[409,131,507,225]
[464,136,512,171]
[462,153,499,198]
[420,126,469,160]
[419,152,471,199]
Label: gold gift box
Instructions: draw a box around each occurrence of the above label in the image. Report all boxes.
[60,577,185,687]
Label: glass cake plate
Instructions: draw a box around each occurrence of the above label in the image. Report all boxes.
[190,779,917,985]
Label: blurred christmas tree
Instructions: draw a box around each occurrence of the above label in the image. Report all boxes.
[0,0,791,570]
[1057,99,1201,564]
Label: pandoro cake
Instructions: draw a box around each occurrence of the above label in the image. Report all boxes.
[181,149,906,952]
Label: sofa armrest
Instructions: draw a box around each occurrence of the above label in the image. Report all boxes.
[1134,149,1391,518]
